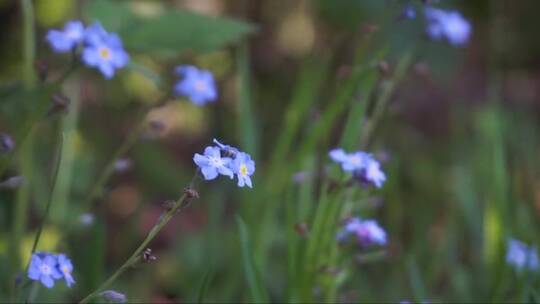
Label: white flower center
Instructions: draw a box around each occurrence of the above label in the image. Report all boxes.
[209,156,222,167]
[39,264,52,275]
[194,80,207,92]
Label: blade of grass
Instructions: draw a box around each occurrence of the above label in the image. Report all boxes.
[197,268,214,304]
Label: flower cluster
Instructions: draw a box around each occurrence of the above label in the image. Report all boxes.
[28,252,75,289]
[329,148,386,188]
[174,65,217,106]
[506,239,539,272]
[194,139,255,188]
[46,20,129,79]
[337,217,387,247]
[424,7,471,46]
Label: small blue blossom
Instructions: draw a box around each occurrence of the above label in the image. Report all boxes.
[329,148,386,188]
[232,152,255,188]
[425,7,471,46]
[213,138,239,157]
[82,22,129,79]
[174,65,217,106]
[57,254,75,287]
[402,4,416,19]
[46,20,84,53]
[194,146,233,180]
[28,253,63,288]
[506,239,539,272]
[338,217,387,247]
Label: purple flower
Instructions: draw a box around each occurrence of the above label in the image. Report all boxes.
[329,148,386,188]
[506,239,539,272]
[46,20,84,53]
[82,22,129,79]
[338,217,387,247]
[174,65,217,106]
[232,152,255,188]
[425,7,471,46]
[57,254,75,287]
[28,253,62,288]
[194,146,233,180]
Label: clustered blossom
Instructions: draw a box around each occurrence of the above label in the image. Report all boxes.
[174,65,218,106]
[329,148,386,188]
[506,239,539,272]
[194,139,255,188]
[27,252,75,288]
[46,20,129,79]
[337,217,387,247]
[424,7,471,46]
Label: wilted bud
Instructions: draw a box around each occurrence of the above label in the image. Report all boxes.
[49,94,70,115]
[34,60,49,81]
[0,176,25,189]
[0,133,15,154]
[183,188,199,199]
[142,248,157,263]
[99,290,127,303]
[294,222,309,237]
[377,61,391,77]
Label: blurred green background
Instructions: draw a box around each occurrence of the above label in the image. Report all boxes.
[0,0,539,302]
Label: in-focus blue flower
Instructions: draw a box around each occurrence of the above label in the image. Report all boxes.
[194,146,233,180]
[57,254,75,287]
[174,65,217,106]
[46,20,84,53]
[506,239,539,272]
[28,253,62,288]
[232,152,255,188]
[425,7,471,46]
[82,22,129,79]
[329,148,386,188]
[338,217,387,247]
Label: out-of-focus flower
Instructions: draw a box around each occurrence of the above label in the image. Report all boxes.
[338,217,387,247]
[99,290,127,303]
[329,148,386,188]
[46,20,84,53]
[79,213,94,226]
[232,152,255,188]
[57,254,75,287]
[0,176,25,189]
[82,22,129,79]
[174,65,217,106]
[0,133,15,154]
[27,253,63,288]
[425,7,471,46]
[193,146,233,180]
[401,4,416,19]
[506,239,539,272]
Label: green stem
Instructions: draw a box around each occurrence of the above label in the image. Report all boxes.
[21,0,36,88]
[79,171,200,304]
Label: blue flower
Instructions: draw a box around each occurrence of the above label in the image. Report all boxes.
[338,217,387,247]
[57,254,75,287]
[232,152,255,188]
[329,148,386,188]
[425,7,471,46]
[46,20,84,53]
[174,65,217,106]
[28,253,62,288]
[82,22,129,79]
[506,239,539,272]
[194,146,233,180]
[402,4,416,19]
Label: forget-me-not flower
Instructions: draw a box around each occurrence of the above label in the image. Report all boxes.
[506,239,539,272]
[28,253,63,288]
[338,217,387,247]
[82,22,129,79]
[174,65,217,106]
[232,152,255,188]
[194,146,233,180]
[329,148,386,188]
[425,7,471,46]
[46,20,85,53]
[57,254,76,287]
[213,138,239,157]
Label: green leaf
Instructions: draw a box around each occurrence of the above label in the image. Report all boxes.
[196,268,214,304]
[84,0,255,53]
[236,215,269,303]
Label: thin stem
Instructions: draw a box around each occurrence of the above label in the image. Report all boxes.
[79,95,170,212]
[79,172,199,304]
[21,0,36,88]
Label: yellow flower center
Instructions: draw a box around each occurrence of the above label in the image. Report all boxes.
[99,47,111,59]
[240,164,248,176]
[63,266,70,274]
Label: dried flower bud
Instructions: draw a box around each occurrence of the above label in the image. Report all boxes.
[142,248,157,263]
[184,188,199,199]
[99,290,127,303]
[0,133,15,154]
[162,200,176,211]
[34,60,48,81]
[49,94,70,115]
